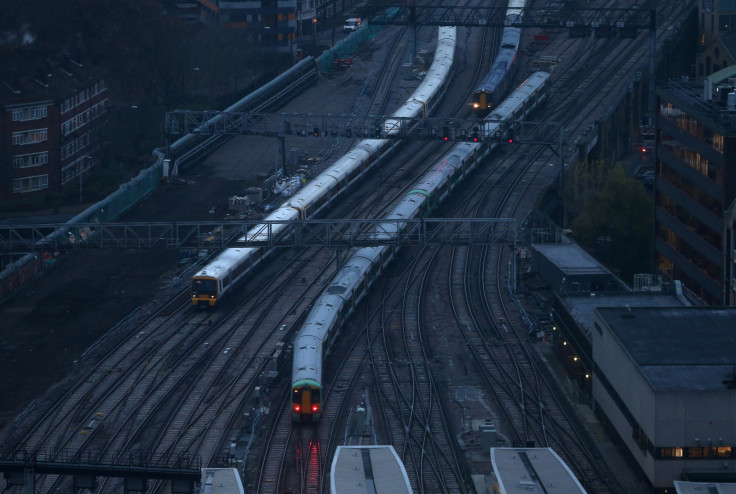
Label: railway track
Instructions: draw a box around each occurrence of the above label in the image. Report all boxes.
[0,1,692,493]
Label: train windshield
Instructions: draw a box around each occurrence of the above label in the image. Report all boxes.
[192,278,217,295]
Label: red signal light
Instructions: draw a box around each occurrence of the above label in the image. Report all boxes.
[508,138,513,144]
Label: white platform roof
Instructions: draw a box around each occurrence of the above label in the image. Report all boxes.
[331,445,412,494]
[675,480,736,493]
[198,468,244,494]
[491,447,587,494]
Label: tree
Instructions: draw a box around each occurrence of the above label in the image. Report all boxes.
[571,165,653,283]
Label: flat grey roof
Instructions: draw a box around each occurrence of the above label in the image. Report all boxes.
[597,307,736,391]
[562,292,688,339]
[198,468,244,494]
[331,446,412,494]
[491,448,587,494]
[532,243,611,276]
[675,480,736,493]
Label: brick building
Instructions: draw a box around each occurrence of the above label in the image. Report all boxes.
[0,59,107,204]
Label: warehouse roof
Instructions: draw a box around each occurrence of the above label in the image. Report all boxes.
[597,307,736,391]
[532,243,611,276]
[561,291,688,339]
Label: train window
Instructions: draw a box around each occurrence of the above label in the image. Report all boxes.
[192,279,217,294]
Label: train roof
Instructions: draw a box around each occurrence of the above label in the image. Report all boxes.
[331,445,412,494]
[193,247,255,278]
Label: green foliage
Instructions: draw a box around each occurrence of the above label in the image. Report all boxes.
[570,165,654,282]
[564,159,609,220]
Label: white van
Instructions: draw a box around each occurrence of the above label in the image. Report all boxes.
[343,18,361,32]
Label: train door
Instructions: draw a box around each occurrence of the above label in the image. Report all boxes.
[293,386,320,419]
[293,387,313,414]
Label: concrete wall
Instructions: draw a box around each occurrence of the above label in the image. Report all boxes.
[592,309,657,484]
[593,310,736,488]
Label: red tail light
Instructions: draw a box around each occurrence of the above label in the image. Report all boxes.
[311,404,320,413]
[293,404,301,412]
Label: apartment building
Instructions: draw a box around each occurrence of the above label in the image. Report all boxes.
[654,68,736,305]
[0,59,107,203]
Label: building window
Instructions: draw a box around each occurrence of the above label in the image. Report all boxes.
[12,129,48,145]
[658,447,684,458]
[13,152,49,168]
[717,447,733,457]
[12,105,48,121]
[12,174,49,193]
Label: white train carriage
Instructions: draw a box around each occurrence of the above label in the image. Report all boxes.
[291,248,386,421]
[292,71,551,421]
[483,71,551,140]
[192,206,301,306]
[472,0,526,114]
[192,27,457,307]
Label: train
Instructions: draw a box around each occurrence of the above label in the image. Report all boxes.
[472,0,525,115]
[191,26,457,307]
[291,71,552,421]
